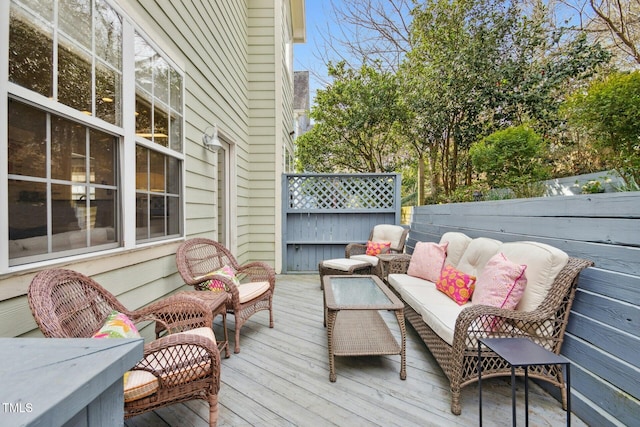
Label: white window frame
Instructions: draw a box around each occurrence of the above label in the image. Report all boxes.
[1,0,186,273]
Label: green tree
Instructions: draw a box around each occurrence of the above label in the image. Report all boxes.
[295,61,407,172]
[563,71,640,186]
[402,0,609,202]
[470,125,551,196]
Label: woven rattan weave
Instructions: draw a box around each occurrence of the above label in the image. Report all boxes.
[387,256,593,415]
[27,268,221,426]
[176,238,275,353]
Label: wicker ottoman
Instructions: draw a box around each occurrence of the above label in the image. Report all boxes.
[318,258,372,289]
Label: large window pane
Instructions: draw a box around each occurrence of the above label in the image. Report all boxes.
[91,130,116,185]
[136,194,149,240]
[136,145,148,190]
[135,92,153,139]
[149,195,165,238]
[58,36,92,113]
[136,147,181,242]
[169,69,182,113]
[167,196,180,236]
[135,32,182,151]
[8,100,47,178]
[58,0,91,50]
[149,150,165,192]
[154,104,169,147]
[96,61,121,125]
[170,114,182,152]
[166,157,180,194]
[8,100,119,265]
[51,116,86,181]
[8,180,47,245]
[9,5,53,97]
[95,0,122,69]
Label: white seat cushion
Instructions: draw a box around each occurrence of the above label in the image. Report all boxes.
[389,274,468,346]
[238,281,270,303]
[350,254,379,266]
[322,258,370,271]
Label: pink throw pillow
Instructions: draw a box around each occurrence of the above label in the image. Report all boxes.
[366,241,391,256]
[407,241,449,282]
[436,265,476,305]
[473,253,527,330]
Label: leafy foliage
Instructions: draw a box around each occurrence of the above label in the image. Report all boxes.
[470,125,550,197]
[295,62,407,172]
[562,71,640,186]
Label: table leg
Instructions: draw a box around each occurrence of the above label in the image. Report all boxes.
[478,341,483,427]
[525,365,529,427]
[567,364,571,427]
[326,309,338,382]
[512,366,517,427]
[221,312,230,359]
[395,309,407,380]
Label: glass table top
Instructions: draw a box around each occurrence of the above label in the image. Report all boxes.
[325,276,401,309]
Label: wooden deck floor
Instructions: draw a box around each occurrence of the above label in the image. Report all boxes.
[125,274,586,427]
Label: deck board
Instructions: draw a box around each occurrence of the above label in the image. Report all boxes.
[125,274,587,427]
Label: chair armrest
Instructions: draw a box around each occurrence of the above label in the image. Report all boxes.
[128,294,214,334]
[452,304,561,353]
[135,332,221,391]
[345,243,367,257]
[237,261,275,287]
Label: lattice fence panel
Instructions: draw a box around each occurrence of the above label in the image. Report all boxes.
[287,174,397,210]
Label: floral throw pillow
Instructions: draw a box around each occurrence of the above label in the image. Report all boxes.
[407,241,449,282]
[92,310,141,339]
[202,265,240,292]
[366,241,391,256]
[436,265,476,305]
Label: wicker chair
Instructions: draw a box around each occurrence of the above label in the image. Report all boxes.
[345,224,409,278]
[27,269,222,427]
[176,238,275,353]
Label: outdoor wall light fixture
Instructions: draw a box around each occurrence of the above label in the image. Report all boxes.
[202,125,223,150]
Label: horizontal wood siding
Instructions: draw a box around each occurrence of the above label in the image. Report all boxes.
[245,0,278,267]
[1,0,286,340]
[407,192,639,426]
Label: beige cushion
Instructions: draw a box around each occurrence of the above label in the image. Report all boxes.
[439,232,472,267]
[371,224,405,250]
[124,370,159,403]
[456,237,502,277]
[322,258,370,271]
[350,254,379,266]
[387,272,427,294]
[124,326,218,403]
[498,242,569,312]
[238,281,270,303]
[391,276,468,346]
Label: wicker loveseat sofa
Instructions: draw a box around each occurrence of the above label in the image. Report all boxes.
[386,232,593,415]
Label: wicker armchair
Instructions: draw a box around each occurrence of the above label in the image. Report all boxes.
[345,224,409,278]
[176,238,275,353]
[27,269,222,426]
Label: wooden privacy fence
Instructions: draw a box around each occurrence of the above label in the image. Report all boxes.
[282,173,402,273]
[406,192,639,427]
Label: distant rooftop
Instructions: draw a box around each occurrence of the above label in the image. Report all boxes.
[294,71,309,111]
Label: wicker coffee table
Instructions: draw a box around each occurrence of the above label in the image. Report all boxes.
[323,275,407,382]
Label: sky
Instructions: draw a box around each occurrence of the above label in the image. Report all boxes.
[293,2,335,107]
